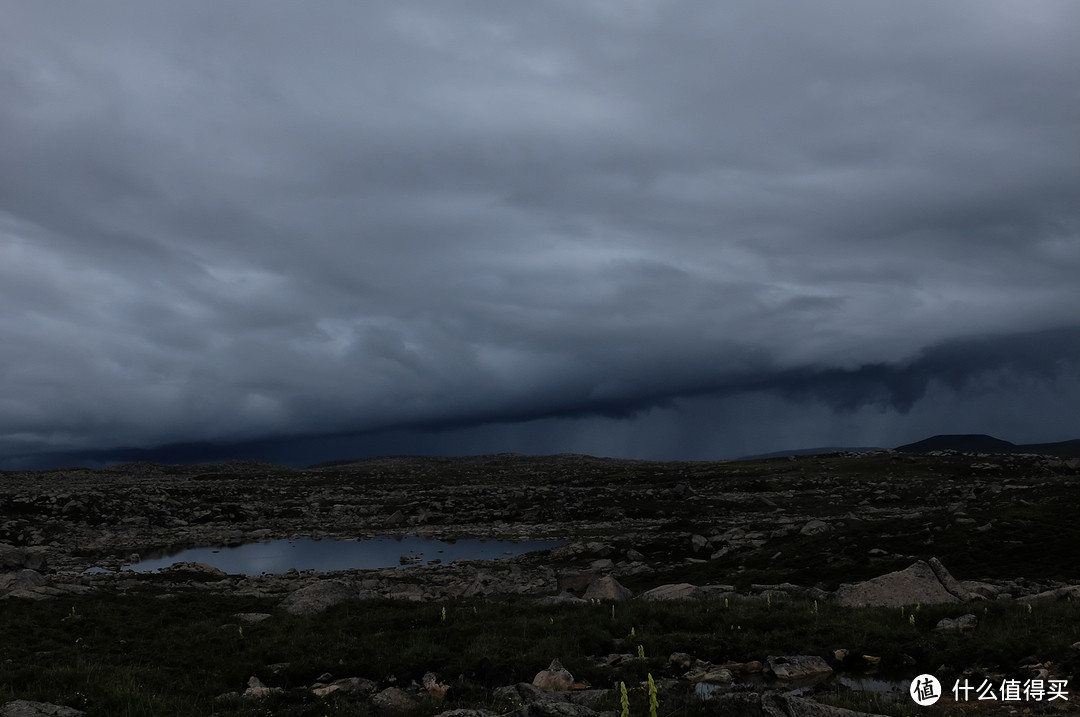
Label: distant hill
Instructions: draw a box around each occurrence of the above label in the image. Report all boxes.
[896,434,1080,458]
[737,446,882,460]
[895,434,1016,453]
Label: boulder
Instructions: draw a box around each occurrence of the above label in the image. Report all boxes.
[371,687,419,713]
[640,583,703,601]
[0,570,53,600]
[934,614,977,632]
[161,562,228,579]
[279,580,354,615]
[0,701,84,717]
[767,655,833,680]
[800,520,832,536]
[556,570,600,594]
[0,545,47,572]
[423,671,450,700]
[242,676,280,698]
[581,576,632,602]
[683,660,733,683]
[493,683,542,706]
[832,560,961,607]
[533,658,575,691]
[927,557,977,600]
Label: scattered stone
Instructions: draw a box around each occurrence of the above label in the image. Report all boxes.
[934,614,978,632]
[927,557,978,601]
[0,570,49,600]
[0,545,47,572]
[767,655,833,680]
[833,560,961,607]
[371,686,419,713]
[279,580,354,615]
[533,658,575,691]
[684,661,733,683]
[800,520,832,536]
[423,671,450,700]
[160,562,228,579]
[556,570,600,594]
[493,683,542,706]
[0,701,85,717]
[668,652,694,669]
[581,576,632,602]
[242,676,281,698]
[527,702,598,716]
[640,583,703,601]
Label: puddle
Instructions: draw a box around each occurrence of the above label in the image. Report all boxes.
[694,674,911,702]
[121,536,564,575]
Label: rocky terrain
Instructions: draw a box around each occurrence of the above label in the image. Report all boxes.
[2,449,1079,716]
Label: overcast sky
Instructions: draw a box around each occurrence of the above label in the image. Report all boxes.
[3,1,1079,468]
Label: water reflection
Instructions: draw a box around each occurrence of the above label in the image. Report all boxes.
[122,536,564,575]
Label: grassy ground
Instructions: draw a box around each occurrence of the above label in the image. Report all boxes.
[3,588,1078,716]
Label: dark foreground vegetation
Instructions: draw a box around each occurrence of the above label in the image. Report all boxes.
[2,587,1079,716]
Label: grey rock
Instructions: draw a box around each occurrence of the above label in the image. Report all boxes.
[279,580,354,615]
[833,561,961,607]
[800,520,832,536]
[1025,585,1080,601]
[371,687,419,713]
[556,569,600,594]
[581,576,632,602]
[533,658,574,691]
[160,561,228,578]
[242,676,281,698]
[0,702,84,717]
[767,655,833,680]
[934,614,977,632]
[640,583,704,601]
[0,570,52,600]
[0,545,47,572]
[494,682,543,705]
[927,557,977,600]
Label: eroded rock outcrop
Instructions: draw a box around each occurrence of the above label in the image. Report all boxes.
[833,560,961,607]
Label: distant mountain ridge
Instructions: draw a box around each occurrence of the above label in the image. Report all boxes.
[896,433,1080,458]
[736,446,882,460]
[736,433,1080,461]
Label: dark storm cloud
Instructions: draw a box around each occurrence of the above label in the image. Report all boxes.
[2,1,1079,466]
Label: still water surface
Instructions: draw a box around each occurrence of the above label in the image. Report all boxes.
[122,536,564,575]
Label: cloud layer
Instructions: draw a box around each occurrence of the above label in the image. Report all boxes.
[2,2,1079,466]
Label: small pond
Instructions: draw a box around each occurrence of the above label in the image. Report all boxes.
[120,536,565,576]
